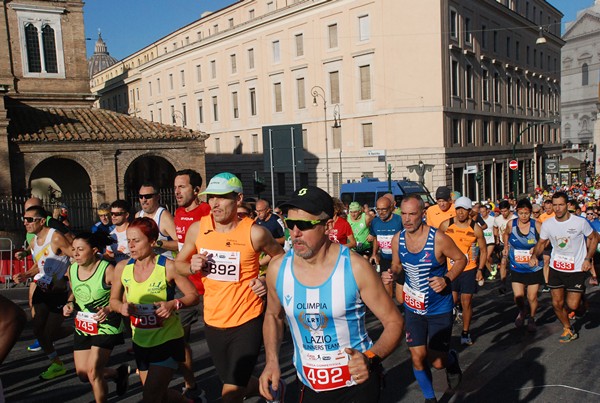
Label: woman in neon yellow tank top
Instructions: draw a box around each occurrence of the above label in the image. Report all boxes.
[63,232,129,402]
[110,218,199,403]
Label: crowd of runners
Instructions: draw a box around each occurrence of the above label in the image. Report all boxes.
[1,171,598,403]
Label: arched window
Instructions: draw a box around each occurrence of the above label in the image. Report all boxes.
[25,23,41,72]
[42,25,58,73]
[582,63,589,86]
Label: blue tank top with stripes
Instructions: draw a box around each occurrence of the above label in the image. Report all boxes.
[275,246,373,392]
[508,218,542,273]
[400,227,453,316]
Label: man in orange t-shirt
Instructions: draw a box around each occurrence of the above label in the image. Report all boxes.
[426,186,456,229]
[175,172,283,403]
[537,199,555,291]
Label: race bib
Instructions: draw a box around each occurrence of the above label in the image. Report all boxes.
[130,304,162,329]
[553,254,575,271]
[75,311,98,335]
[514,249,531,264]
[200,248,241,282]
[403,283,425,310]
[301,350,354,392]
[377,235,394,255]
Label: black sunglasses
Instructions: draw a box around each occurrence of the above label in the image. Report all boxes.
[22,216,42,223]
[111,212,126,216]
[237,212,249,218]
[138,193,156,200]
[284,218,328,231]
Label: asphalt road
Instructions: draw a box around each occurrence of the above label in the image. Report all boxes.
[1,279,600,403]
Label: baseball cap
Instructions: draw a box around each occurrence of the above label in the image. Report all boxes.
[349,202,361,212]
[454,196,472,210]
[279,186,334,219]
[436,186,452,200]
[201,172,243,195]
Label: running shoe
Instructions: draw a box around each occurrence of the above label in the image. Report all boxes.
[568,311,576,320]
[27,340,42,352]
[182,385,207,403]
[445,349,462,389]
[541,285,550,293]
[460,332,473,346]
[487,265,498,280]
[527,317,537,333]
[266,379,286,403]
[116,364,130,396]
[559,327,578,343]
[514,312,525,328]
[40,362,67,380]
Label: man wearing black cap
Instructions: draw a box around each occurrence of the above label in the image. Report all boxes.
[259,186,403,403]
[426,186,456,229]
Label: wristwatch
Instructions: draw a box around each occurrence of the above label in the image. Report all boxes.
[443,276,452,288]
[156,239,163,248]
[174,299,183,310]
[364,350,382,372]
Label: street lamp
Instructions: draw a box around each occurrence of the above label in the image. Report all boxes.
[311,85,330,193]
[512,119,559,195]
[172,110,186,127]
[332,104,341,188]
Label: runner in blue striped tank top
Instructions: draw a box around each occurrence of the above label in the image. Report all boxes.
[382,195,466,402]
[259,186,403,403]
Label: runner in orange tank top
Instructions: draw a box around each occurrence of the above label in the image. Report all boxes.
[439,197,487,347]
[175,173,284,403]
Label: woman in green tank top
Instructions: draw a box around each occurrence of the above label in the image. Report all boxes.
[63,232,129,402]
[109,217,199,403]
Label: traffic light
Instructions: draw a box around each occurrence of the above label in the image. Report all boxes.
[253,178,266,195]
[518,170,523,181]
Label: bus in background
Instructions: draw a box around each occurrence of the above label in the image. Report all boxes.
[340,177,434,209]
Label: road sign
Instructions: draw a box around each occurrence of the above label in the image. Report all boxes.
[509,160,518,170]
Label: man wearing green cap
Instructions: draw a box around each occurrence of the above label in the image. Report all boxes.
[348,201,373,257]
[175,172,284,403]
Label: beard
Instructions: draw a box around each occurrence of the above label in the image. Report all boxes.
[292,239,316,259]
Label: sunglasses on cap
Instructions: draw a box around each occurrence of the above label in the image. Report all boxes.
[138,193,156,200]
[22,216,43,223]
[284,218,328,231]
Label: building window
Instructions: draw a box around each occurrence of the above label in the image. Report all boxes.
[150,110,154,121]
[180,70,185,87]
[248,48,255,69]
[232,91,239,118]
[252,133,258,153]
[506,37,511,58]
[452,119,461,144]
[148,81,152,96]
[465,64,473,99]
[494,121,501,144]
[493,31,498,53]
[467,120,474,144]
[196,65,201,82]
[17,7,65,78]
[506,76,513,105]
[328,24,338,48]
[215,137,221,154]
[250,88,257,116]
[362,123,373,147]
[359,65,371,100]
[197,99,204,124]
[516,79,522,107]
[450,9,458,38]
[171,105,176,124]
[213,24,219,34]
[267,1,275,12]
[483,121,490,144]
[526,45,530,64]
[515,41,520,61]
[182,103,187,126]
[274,82,282,112]
[481,24,487,49]
[330,71,340,104]
[464,17,472,44]
[482,68,489,102]
[526,82,532,108]
[493,72,500,103]
[533,49,537,67]
[297,78,306,109]
[229,18,234,28]
[582,63,589,86]
[249,9,255,19]
[295,34,304,57]
[211,60,216,79]
[231,54,237,74]
[358,15,370,41]
[157,78,161,93]
[234,136,242,154]
[272,40,280,63]
[451,59,459,97]
[169,73,174,90]
[212,95,218,121]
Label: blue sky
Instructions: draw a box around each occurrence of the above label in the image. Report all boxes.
[84,0,595,60]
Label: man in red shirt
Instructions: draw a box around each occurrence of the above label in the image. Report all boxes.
[173,169,211,401]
